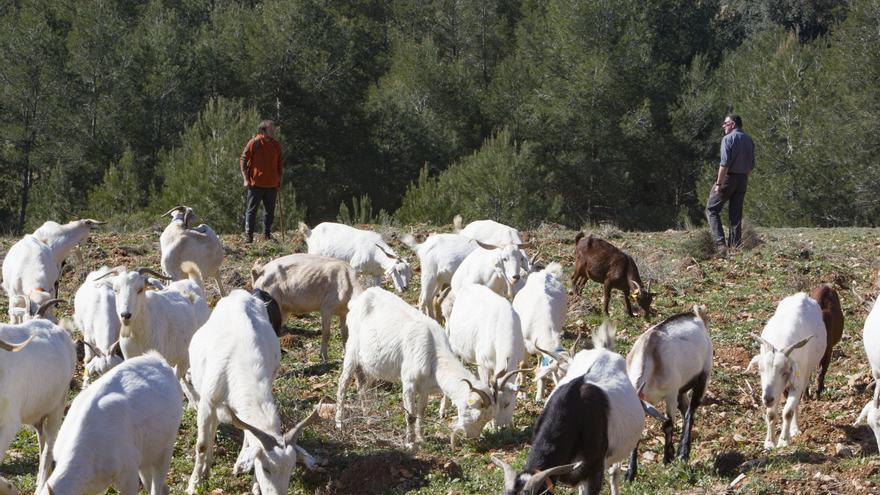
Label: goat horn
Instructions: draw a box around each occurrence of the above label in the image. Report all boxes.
[534,343,564,363]
[94,267,124,281]
[642,400,668,422]
[160,205,185,218]
[497,368,530,390]
[228,407,280,452]
[83,219,107,225]
[283,399,323,445]
[108,339,122,357]
[569,333,582,357]
[646,279,653,292]
[490,455,518,491]
[0,334,35,352]
[374,243,398,260]
[183,209,192,228]
[36,299,65,318]
[82,340,104,357]
[135,267,172,280]
[522,461,583,493]
[751,334,776,353]
[461,379,493,407]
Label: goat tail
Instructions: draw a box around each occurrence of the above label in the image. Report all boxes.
[298,221,311,237]
[574,231,585,244]
[692,304,710,326]
[180,261,204,290]
[251,259,265,285]
[452,214,463,232]
[592,319,616,352]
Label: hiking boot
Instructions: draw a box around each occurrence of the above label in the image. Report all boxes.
[263,233,273,242]
[244,232,254,244]
[715,244,728,259]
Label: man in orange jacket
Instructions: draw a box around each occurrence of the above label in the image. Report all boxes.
[240,120,283,243]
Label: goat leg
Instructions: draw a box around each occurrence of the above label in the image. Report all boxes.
[625,440,639,482]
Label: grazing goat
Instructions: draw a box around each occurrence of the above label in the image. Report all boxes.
[74,267,123,385]
[625,306,712,478]
[443,284,526,428]
[160,205,226,296]
[251,253,363,361]
[809,284,844,397]
[401,232,476,319]
[0,302,76,495]
[188,290,320,495]
[512,262,568,401]
[300,222,412,293]
[747,293,826,448]
[494,321,645,495]
[336,287,505,448]
[855,296,880,452]
[571,233,652,318]
[99,265,210,403]
[38,353,182,495]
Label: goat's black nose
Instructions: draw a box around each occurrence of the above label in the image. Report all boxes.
[763,395,774,407]
[120,312,132,320]
[512,274,521,281]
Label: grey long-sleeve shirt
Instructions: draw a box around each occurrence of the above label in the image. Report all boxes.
[720,128,756,174]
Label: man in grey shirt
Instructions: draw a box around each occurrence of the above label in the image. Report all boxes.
[706,113,755,253]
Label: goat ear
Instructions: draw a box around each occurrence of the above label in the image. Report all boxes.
[751,334,776,353]
[146,278,166,290]
[283,401,321,445]
[490,455,518,491]
[746,355,760,372]
[374,243,398,260]
[782,336,813,357]
[82,340,104,357]
[233,444,261,475]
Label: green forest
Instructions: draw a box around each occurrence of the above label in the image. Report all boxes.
[1,0,876,234]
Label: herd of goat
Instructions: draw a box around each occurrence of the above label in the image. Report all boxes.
[0,208,878,495]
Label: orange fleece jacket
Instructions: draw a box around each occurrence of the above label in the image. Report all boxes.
[240,134,283,188]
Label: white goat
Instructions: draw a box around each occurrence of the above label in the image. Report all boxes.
[300,222,412,293]
[442,284,526,428]
[2,235,59,322]
[747,292,826,448]
[401,232,476,319]
[74,267,123,385]
[188,290,320,495]
[855,297,880,451]
[0,305,76,495]
[251,254,363,361]
[38,352,182,495]
[512,262,568,401]
[160,205,226,296]
[625,305,712,477]
[453,215,524,246]
[100,265,210,403]
[337,287,513,448]
[438,241,529,322]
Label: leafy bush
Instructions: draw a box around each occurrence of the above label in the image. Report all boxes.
[395,129,563,229]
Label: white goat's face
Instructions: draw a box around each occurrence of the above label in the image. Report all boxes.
[495,245,525,286]
[754,350,795,408]
[454,390,497,438]
[112,272,147,326]
[246,443,298,495]
[386,259,413,292]
[494,383,519,428]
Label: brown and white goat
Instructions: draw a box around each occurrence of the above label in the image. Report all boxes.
[809,284,844,397]
[571,233,652,318]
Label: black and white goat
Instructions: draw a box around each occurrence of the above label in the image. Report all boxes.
[493,321,647,495]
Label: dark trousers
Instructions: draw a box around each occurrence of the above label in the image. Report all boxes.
[245,186,278,235]
[706,173,748,248]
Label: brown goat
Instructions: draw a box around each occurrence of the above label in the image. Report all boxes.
[809,284,844,397]
[572,233,652,318]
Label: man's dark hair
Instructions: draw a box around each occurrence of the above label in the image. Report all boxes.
[258,119,275,133]
[726,114,742,129]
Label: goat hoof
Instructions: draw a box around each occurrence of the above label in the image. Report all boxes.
[764,440,776,449]
[776,438,790,448]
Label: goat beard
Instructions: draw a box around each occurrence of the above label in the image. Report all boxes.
[119,323,134,339]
